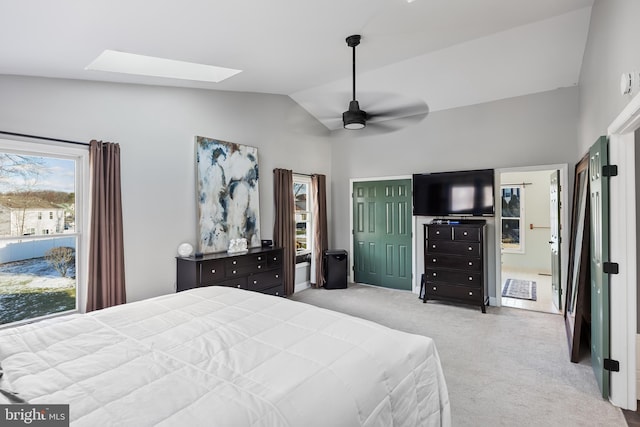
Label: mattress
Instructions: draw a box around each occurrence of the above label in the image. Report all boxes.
[0,286,450,426]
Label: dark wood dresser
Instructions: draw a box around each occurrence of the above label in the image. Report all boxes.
[423,221,488,312]
[176,247,284,296]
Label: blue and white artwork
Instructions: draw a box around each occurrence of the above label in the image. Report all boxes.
[196,136,261,253]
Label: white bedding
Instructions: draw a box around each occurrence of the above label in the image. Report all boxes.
[0,286,450,426]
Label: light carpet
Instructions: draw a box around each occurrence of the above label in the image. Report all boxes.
[290,283,625,427]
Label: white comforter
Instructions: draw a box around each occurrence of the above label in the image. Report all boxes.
[0,286,450,426]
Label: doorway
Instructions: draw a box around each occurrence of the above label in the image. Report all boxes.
[497,167,567,314]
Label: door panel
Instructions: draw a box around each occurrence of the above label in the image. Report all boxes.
[589,136,610,399]
[550,170,561,311]
[353,179,412,290]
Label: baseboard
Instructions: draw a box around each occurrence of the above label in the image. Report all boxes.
[294,281,311,293]
[636,334,640,397]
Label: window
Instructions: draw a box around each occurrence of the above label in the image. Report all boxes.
[293,175,312,258]
[501,185,524,253]
[0,139,88,326]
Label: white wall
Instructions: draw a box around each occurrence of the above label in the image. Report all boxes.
[500,170,553,273]
[330,87,579,298]
[579,0,640,331]
[0,75,332,303]
[579,0,640,154]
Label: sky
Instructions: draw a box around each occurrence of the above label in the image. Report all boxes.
[0,154,75,193]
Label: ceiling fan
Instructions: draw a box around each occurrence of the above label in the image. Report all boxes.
[341,34,429,131]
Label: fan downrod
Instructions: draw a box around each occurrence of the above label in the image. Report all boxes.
[343,34,366,130]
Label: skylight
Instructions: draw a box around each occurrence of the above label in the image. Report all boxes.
[85,50,242,83]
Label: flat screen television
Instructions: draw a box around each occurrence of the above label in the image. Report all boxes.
[412,169,495,216]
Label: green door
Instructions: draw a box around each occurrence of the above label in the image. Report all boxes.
[589,136,610,399]
[353,179,412,290]
[550,170,561,311]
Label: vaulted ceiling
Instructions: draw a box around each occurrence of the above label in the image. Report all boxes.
[0,0,593,130]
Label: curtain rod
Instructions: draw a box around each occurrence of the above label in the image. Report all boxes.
[0,130,89,147]
[502,182,532,186]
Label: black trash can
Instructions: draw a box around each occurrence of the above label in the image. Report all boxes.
[323,249,348,289]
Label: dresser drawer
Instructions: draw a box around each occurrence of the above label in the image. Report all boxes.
[426,269,482,287]
[225,259,268,277]
[427,225,452,241]
[200,259,225,284]
[260,284,284,297]
[427,240,481,257]
[426,255,481,271]
[427,283,483,303]
[453,226,481,242]
[249,270,282,291]
[267,250,282,267]
[216,276,248,290]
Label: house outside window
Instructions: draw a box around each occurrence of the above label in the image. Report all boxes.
[293,175,312,259]
[0,139,88,326]
[501,185,524,253]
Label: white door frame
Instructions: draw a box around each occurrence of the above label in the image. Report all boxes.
[493,165,570,308]
[606,93,639,410]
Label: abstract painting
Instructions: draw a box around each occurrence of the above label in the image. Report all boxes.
[195,136,261,253]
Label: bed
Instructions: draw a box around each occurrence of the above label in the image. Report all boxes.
[0,286,450,426]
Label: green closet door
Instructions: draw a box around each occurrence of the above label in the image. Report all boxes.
[353,179,412,290]
[589,136,611,399]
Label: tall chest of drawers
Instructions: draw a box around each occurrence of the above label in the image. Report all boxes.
[176,247,284,297]
[423,221,488,313]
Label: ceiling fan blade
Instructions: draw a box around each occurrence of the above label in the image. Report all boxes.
[367,101,430,122]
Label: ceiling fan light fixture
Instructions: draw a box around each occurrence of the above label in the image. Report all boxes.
[343,100,367,129]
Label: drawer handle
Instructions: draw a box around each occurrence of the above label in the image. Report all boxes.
[432,244,436,249]
[463,231,468,236]
[273,257,277,261]
[468,247,472,251]
[236,285,241,288]
[275,292,279,296]
[432,258,437,263]
[468,262,473,266]
[258,265,262,269]
[275,274,279,278]
[432,272,437,277]
[253,280,257,284]
[258,256,263,261]
[233,260,237,265]
[469,291,473,296]
[468,276,473,281]
[211,269,216,273]
[232,270,237,274]
[436,230,440,235]
[432,286,437,291]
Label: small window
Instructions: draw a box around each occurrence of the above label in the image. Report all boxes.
[501,186,524,253]
[38,212,42,220]
[49,211,53,220]
[293,175,313,257]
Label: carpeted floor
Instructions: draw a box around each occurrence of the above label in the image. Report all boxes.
[290,284,626,427]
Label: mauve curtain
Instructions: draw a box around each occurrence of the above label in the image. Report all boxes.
[86,140,126,312]
[273,168,295,296]
[311,174,328,288]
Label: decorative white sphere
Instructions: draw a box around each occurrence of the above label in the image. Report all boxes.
[177,243,194,257]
